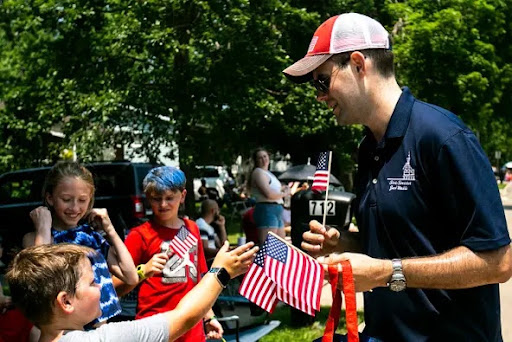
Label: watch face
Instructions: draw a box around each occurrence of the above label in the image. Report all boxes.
[389,280,406,292]
[217,268,231,287]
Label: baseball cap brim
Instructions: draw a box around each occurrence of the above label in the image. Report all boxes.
[282,54,332,83]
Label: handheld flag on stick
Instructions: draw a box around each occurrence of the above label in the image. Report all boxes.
[239,233,323,316]
[312,151,333,227]
[168,226,197,258]
[311,151,331,193]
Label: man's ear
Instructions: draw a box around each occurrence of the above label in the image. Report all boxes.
[351,51,366,75]
[56,291,75,315]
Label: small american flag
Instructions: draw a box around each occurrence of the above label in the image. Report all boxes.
[264,235,323,315]
[239,237,278,313]
[169,226,197,258]
[239,234,323,316]
[311,151,330,193]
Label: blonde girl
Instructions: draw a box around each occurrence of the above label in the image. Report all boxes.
[24,161,137,326]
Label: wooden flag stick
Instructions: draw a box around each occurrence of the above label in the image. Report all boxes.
[321,151,333,228]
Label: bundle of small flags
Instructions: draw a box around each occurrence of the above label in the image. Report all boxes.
[239,234,323,316]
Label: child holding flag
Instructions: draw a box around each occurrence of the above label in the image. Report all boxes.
[114,166,223,341]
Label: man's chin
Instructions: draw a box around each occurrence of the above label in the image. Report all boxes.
[333,111,344,125]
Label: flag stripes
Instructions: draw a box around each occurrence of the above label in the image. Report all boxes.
[169,226,197,258]
[311,151,330,192]
[239,234,323,316]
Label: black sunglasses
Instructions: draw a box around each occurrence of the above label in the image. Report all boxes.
[311,75,330,93]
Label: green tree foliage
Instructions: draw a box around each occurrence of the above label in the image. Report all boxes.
[1,0,510,202]
[386,0,512,163]
[0,0,369,213]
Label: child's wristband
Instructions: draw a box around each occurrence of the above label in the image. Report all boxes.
[204,315,217,324]
[136,264,146,280]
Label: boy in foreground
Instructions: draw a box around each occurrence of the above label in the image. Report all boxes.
[6,242,258,342]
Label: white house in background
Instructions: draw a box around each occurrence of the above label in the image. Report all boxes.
[119,140,179,167]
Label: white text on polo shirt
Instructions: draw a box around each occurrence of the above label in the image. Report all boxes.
[387,152,416,191]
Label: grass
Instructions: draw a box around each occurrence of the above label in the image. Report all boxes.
[259,305,364,341]
[220,205,245,244]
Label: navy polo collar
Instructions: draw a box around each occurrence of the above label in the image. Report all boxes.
[384,87,415,139]
[363,87,415,146]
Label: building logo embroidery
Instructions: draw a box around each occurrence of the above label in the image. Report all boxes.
[387,152,415,191]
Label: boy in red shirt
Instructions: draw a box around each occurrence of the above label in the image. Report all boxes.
[116,166,223,341]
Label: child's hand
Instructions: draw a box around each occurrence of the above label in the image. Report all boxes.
[29,206,52,231]
[143,252,170,278]
[205,318,224,340]
[211,241,259,279]
[89,209,115,235]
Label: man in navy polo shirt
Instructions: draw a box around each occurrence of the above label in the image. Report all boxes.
[283,12,512,341]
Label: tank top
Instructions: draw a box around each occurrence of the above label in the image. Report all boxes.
[251,168,283,204]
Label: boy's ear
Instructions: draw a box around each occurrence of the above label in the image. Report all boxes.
[180,189,187,203]
[56,291,75,315]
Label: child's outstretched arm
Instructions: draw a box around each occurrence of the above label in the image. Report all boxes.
[166,241,258,341]
[27,206,53,246]
[89,208,138,285]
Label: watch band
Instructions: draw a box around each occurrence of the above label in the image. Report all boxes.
[388,258,407,292]
[392,258,403,272]
[209,267,230,288]
[204,315,217,324]
[137,264,146,281]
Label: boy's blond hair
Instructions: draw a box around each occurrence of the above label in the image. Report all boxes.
[6,243,94,327]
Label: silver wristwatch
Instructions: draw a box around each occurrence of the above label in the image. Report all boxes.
[387,258,406,292]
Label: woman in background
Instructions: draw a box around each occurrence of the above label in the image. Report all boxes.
[247,148,290,244]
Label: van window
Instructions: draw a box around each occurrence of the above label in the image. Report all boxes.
[0,180,33,203]
[135,165,154,193]
[88,165,135,197]
[0,170,47,204]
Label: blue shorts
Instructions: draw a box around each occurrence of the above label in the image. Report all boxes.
[253,203,284,229]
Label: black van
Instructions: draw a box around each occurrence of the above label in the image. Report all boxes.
[0,161,158,252]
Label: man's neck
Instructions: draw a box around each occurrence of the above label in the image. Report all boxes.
[366,77,402,142]
[203,214,214,225]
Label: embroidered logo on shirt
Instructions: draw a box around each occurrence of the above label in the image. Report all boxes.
[387,152,415,191]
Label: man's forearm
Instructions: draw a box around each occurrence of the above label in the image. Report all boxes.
[332,244,512,293]
[403,245,512,289]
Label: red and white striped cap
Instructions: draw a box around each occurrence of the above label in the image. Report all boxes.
[283,13,390,83]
